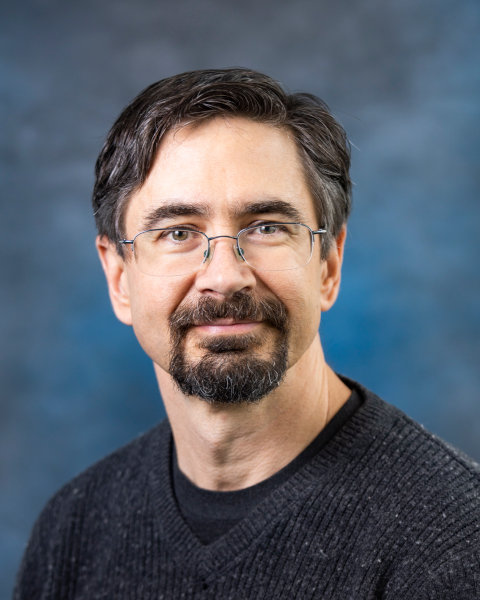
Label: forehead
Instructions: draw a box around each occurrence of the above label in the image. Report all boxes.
[125,117,316,232]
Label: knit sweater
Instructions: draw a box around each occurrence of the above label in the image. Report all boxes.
[14,381,480,599]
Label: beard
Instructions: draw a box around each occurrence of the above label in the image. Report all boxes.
[168,292,289,404]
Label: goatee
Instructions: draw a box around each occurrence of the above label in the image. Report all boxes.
[168,292,289,404]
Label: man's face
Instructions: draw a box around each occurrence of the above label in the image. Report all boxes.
[100,117,341,403]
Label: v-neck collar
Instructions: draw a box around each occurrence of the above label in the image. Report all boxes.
[146,380,383,580]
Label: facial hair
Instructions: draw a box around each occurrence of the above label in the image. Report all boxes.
[168,292,289,404]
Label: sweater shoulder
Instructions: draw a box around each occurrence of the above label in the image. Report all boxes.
[294,379,480,597]
[328,379,480,536]
[42,419,171,518]
[354,381,480,481]
[332,380,480,548]
[13,421,172,598]
[338,382,480,594]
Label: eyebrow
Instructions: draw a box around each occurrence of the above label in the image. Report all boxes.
[142,202,211,230]
[234,199,304,222]
[141,198,304,231]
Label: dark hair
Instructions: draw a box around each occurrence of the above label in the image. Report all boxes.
[92,68,351,258]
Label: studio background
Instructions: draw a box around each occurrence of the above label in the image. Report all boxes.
[1,0,479,596]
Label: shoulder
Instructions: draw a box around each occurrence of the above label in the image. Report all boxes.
[340,378,480,509]
[348,378,480,480]
[331,379,480,595]
[30,419,171,540]
[13,420,172,598]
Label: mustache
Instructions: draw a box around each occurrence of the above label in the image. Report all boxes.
[169,292,288,335]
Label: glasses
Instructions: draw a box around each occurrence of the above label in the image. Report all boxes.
[120,222,326,277]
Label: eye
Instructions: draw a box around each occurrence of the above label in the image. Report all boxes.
[169,229,190,242]
[241,222,293,246]
[250,222,292,236]
[155,228,196,243]
[257,224,281,235]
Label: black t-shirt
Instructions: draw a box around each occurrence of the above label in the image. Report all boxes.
[173,387,362,544]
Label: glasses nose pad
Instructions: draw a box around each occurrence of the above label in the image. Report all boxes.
[236,245,246,261]
[200,239,246,268]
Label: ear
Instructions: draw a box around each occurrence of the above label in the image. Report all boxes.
[320,226,347,312]
[96,236,133,326]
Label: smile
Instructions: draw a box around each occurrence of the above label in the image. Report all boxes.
[193,320,262,335]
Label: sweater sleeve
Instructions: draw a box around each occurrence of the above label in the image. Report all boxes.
[13,504,55,600]
[13,484,87,600]
[418,555,480,600]
[393,545,480,600]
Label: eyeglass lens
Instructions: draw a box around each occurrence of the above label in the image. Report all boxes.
[132,223,314,277]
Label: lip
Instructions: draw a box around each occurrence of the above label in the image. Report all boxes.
[193,319,261,334]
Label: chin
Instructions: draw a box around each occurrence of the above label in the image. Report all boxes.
[170,336,288,405]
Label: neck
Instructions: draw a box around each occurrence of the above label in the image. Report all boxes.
[154,334,350,491]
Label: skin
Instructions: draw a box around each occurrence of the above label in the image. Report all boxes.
[97,116,349,491]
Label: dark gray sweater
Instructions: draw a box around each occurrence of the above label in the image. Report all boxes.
[14,382,480,599]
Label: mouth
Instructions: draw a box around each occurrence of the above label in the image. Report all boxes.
[169,293,288,345]
[193,319,262,335]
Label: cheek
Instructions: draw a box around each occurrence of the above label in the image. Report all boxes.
[126,274,191,367]
[278,261,322,309]
[289,286,322,342]
[265,270,322,340]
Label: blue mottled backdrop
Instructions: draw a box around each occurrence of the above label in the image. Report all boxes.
[1,0,479,596]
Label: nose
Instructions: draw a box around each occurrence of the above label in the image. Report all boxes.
[194,237,256,298]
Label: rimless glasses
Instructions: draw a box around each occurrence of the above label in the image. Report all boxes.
[120,222,327,277]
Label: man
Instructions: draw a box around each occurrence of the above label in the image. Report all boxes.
[15,68,479,598]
